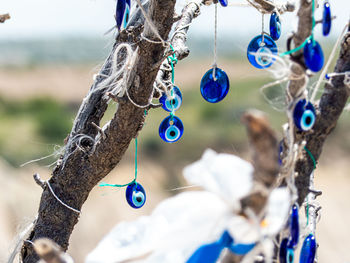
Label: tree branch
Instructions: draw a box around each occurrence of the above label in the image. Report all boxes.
[0,13,10,23]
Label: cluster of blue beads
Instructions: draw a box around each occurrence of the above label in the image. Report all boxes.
[158,87,184,143]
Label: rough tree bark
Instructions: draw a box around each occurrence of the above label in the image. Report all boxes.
[19,0,349,262]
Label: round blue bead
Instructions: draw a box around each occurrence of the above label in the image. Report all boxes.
[218,0,228,7]
[159,86,183,112]
[159,116,184,143]
[270,12,281,41]
[125,182,146,209]
[293,99,316,131]
[288,204,299,248]
[323,1,331,36]
[300,234,316,263]
[116,0,130,31]
[279,238,289,263]
[247,35,278,69]
[304,39,324,72]
[200,67,229,103]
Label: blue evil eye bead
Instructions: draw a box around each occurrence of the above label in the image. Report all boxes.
[299,234,316,263]
[247,35,278,69]
[288,203,299,248]
[159,116,184,143]
[293,99,316,131]
[125,182,146,209]
[270,12,281,41]
[159,86,182,112]
[323,1,331,36]
[200,67,229,103]
[304,39,324,72]
[116,0,131,31]
[218,0,228,7]
[286,248,294,263]
[279,238,289,263]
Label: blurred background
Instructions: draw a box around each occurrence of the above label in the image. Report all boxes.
[1,0,350,262]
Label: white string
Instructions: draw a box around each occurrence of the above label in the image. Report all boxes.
[310,23,349,102]
[212,3,218,80]
[46,181,81,214]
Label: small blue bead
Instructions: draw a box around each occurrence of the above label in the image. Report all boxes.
[325,74,330,80]
[288,204,300,248]
[270,12,281,41]
[200,68,229,103]
[125,182,146,209]
[293,99,316,131]
[299,234,316,263]
[323,1,331,36]
[116,0,130,31]
[159,86,183,112]
[286,247,295,263]
[247,35,278,69]
[304,39,324,72]
[159,116,184,143]
[218,0,228,7]
[279,238,289,263]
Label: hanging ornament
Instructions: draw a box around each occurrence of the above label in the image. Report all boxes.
[299,234,317,263]
[279,238,289,263]
[322,1,331,36]
[200,67,230,103]
[247,34,278,69]
[269,12,281,41]
[293,99,316,131]
[116,0,131,31]
[303,39,324,72]
[125,182,146,209]
[159,86,183,112]
[159,115,184,143]
[200,3,230,103]
[218,0,228,7]
[288,203,300,248]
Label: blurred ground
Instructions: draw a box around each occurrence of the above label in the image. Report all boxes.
[1,58,350,263]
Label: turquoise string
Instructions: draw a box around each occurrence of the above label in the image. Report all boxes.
[279,0,316,57]
[304,146,317,226]
[99,138,138,188]
[167,44,177,121]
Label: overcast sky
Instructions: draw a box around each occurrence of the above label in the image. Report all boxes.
[0,0,348,40]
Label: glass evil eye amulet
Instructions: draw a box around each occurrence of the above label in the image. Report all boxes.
[218,0,228,7]
[299,234,316,263]
[293,99,316,131]
[125,182,146,209]
[270,12,281,41]
[200,67,229,103]
[323,1,331,36]
[159,115,184,143]
[304,39,324,72]
[288,203,300,248]
[159,86,182,112]
[187,231,255,263]
[116,0,131,31]
[247,35,278,69]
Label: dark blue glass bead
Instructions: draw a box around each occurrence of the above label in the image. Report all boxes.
[116,0,131,31]
[293,99,316,131]
[279,238,289,263]
[286,248,294,263]
[304,39,324,72]
[323,1,331,36]
[159,86,182,112]
[219,0,228,7]
[125,182,146,209]
[247,35,278,69]
[299,234,316,263]
[159,116,184,143]
[200,67,229,103]
[270,12,281,41]
[288,204,299,248]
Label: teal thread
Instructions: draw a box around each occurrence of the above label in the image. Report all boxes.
[304,146,317,226]
[167,44,177,120]
[279,0,315,57]
[99,138,138,188]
